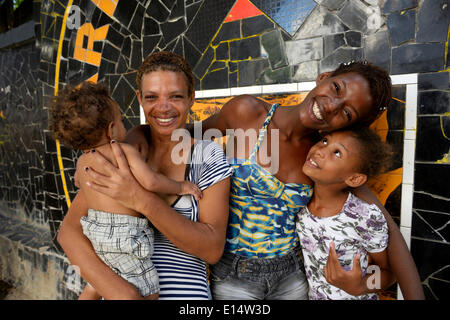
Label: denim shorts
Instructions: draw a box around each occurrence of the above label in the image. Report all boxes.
[209,247,309,300]
[80,209,159,296]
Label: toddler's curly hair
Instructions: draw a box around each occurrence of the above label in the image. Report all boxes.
[48,81,115,150]
[346,127,393,179]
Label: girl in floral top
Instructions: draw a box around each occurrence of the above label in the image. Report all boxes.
[296,127,396,300]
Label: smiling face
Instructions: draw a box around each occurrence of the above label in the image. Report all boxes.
[302,131,367,187]
[299,72,374,132]
[137,69,194,136]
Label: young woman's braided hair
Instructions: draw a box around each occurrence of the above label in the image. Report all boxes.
[331,61,392,128]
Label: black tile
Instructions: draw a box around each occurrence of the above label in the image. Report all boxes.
[414,163,450,198]
[237,59,269,87]
[129,4,145,39]
[261,29,288,70]
[143,35,162,59]
[364,30,390,73]
[143,17,160,36]
[387,9,415,46]
[215,42,229,61]
[410,238,450,284]
[418,72,450,91]
[416,116,450,162]
[417,0,448,43]
[193,45,214,78]
[106,26,125,49]
[113,0,138,28]
[392,43,445,74]
[212,20,241,46]
[202,67,229,90]
[413,191,450,213]
[242,14,274,38]
[169,0,185,20]
[323,33,345,57]
[229,70,237,88]
[130,39,142,70]
[418,90,450,115]
[382,0,418,14]
[344,30,362,47]
[173,37,183,57]
[230,37,261,61]
[102,42,120,62]
[186,1,202,27]
[161,17,186,46]
[257,66,291,85]
[387,97,405,131]
[184,0,235,53]
[146,0,170,23]
[412,209,450,242]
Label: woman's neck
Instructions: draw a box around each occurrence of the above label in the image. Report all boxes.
[308,183,349,218]
[147,127,193,164]
[273,105,315,141]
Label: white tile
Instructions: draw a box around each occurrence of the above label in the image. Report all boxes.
[297,81,316,92]
[397,286,404,300]
[194,90,203,98]
[400,226,412,250]
[230,85,262,96]
[404,129,416,140]
[402,139,415,185]
[200,88,231,98]
[139,105,146,125]
[391,73,418,85]
[400,184,414,228]
[262,83,298,94]
[405,84,418,131]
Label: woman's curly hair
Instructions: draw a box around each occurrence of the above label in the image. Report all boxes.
[48,81,115,150]
[331,61,392,128]
[137,51,194,96]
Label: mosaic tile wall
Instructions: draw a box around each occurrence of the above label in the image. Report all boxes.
[0,0,448,299]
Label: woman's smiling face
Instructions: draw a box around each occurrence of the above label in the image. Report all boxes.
[137,69,194,136]
[299,72,374,132]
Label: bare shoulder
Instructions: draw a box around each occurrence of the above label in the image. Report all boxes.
[221,95,270,128]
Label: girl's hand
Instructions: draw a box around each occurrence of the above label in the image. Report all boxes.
[85,141,146,211]
[179,181,202,201]
[324,242,366,296]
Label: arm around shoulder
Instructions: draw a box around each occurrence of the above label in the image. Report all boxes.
[353,185,425,299]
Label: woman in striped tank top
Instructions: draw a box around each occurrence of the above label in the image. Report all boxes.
[58,52,232,299]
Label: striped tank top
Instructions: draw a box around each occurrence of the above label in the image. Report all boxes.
[225,103,313,258]
[152,140,233,299]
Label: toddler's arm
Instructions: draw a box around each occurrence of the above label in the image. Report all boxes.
[121,142,202,200]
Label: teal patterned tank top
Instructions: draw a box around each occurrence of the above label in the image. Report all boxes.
[225,103,313,258]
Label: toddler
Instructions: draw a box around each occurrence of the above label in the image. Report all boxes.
[49,81,201,299]
[296,127,396,300]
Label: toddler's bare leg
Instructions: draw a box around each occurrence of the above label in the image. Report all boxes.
[143,292,159,300]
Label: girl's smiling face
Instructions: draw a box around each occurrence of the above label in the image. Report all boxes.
[303,131,365,186]
[299,72,374,132]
